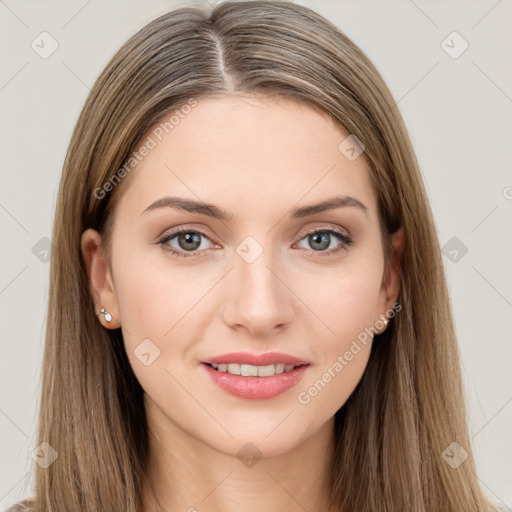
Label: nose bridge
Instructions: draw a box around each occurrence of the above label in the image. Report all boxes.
[224,234,292,334]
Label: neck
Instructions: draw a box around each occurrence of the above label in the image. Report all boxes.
[141,402,336,512]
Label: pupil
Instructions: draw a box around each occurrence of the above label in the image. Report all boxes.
[180,232,201,250]
[311,232,329,250]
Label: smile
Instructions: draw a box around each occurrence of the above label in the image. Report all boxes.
[201,362,310,400]
[205,362,305,377]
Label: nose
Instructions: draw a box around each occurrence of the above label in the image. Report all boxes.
[222,246,294,337]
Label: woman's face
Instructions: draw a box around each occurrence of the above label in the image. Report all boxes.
[83,95,401,458]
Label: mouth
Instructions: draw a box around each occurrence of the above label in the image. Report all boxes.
[200,357,311,400]
[203,361,308,377]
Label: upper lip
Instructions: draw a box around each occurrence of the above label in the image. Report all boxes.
[202,352,310,366]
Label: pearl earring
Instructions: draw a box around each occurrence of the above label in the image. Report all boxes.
[98,308,112,323]
[378,314,389,334]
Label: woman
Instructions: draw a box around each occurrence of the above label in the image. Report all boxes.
[7,0,501,510]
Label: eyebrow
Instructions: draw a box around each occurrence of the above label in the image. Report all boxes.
[141,194,368,221]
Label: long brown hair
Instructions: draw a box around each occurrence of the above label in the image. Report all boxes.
[9,1,498,510]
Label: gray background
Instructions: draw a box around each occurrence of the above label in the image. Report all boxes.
[1,0,511,508]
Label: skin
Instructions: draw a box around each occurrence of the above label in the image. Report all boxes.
[81,94,403,512]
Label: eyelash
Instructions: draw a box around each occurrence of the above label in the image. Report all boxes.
[157,226,353,259]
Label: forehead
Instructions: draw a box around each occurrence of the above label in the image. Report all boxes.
[116,95,377,222]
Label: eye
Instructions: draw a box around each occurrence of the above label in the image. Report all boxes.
[157,228,214,258]
[157,226,353,259]
[295,227,353,256]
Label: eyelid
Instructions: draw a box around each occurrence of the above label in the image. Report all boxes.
[156,223,219,244]
[295,222,351,240]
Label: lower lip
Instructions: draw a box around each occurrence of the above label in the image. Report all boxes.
[201,363,310,400]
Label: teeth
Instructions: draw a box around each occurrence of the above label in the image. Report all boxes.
[241,364,258,376]
[227,363,241,375]
[257,364,275,377]
[209,362,303,377]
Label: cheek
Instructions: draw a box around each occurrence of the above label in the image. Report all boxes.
[294,262,382,407]
[115,270,166,337]
[298,261,383,347]
[111,244,183,357]
[112,250,218,376]
[114,266,197,402]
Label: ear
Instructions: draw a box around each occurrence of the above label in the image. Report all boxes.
[81,228,121,329]
[375,226,404,326]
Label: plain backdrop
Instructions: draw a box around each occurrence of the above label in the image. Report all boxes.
[1,0,511,508]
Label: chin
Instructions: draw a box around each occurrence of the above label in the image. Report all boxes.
[206,427,307,461]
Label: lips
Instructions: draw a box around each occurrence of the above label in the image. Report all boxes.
[200,351,311,399]
[201,351,309,366]
[202,363,309,399]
